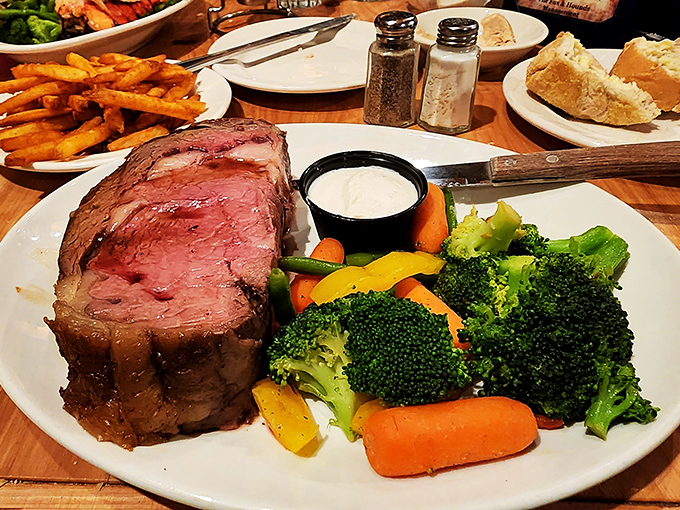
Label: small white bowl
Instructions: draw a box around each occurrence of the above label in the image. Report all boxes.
[415,7,549,71]
[0,0,193,63]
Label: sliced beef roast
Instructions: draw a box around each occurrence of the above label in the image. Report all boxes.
[45,118,293,449]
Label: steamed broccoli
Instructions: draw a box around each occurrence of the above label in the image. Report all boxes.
[26,14,60,43]
[268,290,471,439]
[433,201,657,439]
[0,17,32,44]
[585,361,658,440]
[0,0,61,44]
[464,251,639,421]
[441,201,523,259]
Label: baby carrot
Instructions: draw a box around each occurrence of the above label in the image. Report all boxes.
[362,396,538,477]
[411,182,449,254]
[535,414,565,430]
[394,277,468,349]
[290,237,345,313]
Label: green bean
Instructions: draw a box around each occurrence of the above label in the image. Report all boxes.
[345,252,388,267]
[268,268,296,326]
[278,256,346,276]
[441,186,457,232]
[0,8,59,21]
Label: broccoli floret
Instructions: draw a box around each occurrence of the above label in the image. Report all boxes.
[441,201,523,260]
[584,361,658,439]
[0,18,32,45]
[508,223,548,256]
[546,225,630,285]
[434,200,656,437]
[432,256,502,318]
[342,291,470,406]
[432,253,536,319]
[26,14,60,43]
[268,298,356,439]
[268,291,470,439]
[463,251,638,422]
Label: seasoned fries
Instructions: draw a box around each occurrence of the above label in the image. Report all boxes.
[0,51,208,167]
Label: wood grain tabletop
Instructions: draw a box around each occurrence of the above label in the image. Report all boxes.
[1,0,680,508]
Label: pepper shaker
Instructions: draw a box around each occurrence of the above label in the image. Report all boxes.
[363,11,419,128]
[418,17,481,135]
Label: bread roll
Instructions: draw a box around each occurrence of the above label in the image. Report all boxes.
[479,13,515,47]
[610,37,680,113]
[525,32,660,126]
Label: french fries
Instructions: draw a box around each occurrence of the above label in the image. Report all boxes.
[0,51,208,167]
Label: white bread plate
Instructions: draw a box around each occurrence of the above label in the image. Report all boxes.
[0,0,193,63]
[415,7,549,71]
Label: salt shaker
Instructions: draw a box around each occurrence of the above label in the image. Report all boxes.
[363,11,419,128]
[418,17,481,135]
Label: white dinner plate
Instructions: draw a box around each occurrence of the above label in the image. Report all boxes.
[503,48,680,147]
[209,18,374,94]
[1,123,680,510]
[0,67,232,173]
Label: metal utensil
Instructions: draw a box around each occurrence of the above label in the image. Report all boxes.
[419,140,680,187]
[213,22,350,69]
[180,14,355,73]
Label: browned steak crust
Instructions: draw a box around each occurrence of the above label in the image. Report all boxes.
[45,118,293,449]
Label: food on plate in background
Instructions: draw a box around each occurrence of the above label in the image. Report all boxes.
[0,52,206,167]
[478,12,515,47]
[0,0,182,44]
[45,118,294,449]
[525,31,660,126]
[610,36,680,113]
[0,0,61,44]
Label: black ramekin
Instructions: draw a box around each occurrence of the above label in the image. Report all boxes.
[298,150,428,253]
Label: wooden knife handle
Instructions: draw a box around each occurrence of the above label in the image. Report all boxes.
[489,141,680,184]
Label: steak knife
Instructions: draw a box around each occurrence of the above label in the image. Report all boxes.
[420,140,680,187]
[180,14,356,73]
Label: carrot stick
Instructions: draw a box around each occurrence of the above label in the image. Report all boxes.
[290,238,345,313]
[535,414,565,430]
[362,397,538,477]
[411,182,449,254]
[394,277,468,349]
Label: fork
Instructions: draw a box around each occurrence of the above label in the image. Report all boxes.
[179,14,355,73]
[212,24,348,69]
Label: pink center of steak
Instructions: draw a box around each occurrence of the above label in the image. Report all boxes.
[84,161,278,328]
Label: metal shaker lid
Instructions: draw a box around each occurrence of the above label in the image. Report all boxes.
[437,17,479,46]
[374,11,417,38]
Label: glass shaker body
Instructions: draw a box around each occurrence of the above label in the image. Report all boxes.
[363,11,419,128]
[418,18,481,135]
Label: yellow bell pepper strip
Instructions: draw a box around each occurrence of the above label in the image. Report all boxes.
[252,378,320,454]
[310,251,445,304]
[350,398,391,438]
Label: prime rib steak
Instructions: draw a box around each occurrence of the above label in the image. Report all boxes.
[45,118,293,449]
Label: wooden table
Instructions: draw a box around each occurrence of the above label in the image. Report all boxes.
[2,0,680,508]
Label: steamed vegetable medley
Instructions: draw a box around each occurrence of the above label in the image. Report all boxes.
[257,183,658,477]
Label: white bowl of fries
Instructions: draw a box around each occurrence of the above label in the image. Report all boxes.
[0,52,232,172]
[0,0,193,64]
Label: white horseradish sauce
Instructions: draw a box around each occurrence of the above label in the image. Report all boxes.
[307,166,419,219]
